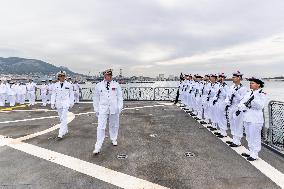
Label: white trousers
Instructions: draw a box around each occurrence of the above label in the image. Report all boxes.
[184,92,189,108]
[18,94,26,104]
[74,91,80,103]
[57,108,69,137]
[41,93,48,106]
[95,113,120,150]
[47,94,51,104]
[191,94,198,114]
[196,96,203,119]
[229,106,244,145]
[0,93,6,106]
[27,92,35,105]
[16,94,21,103]
[210,103,219,128]
[244,122,263,159]
[8,95,16,106]
[180,91,186,105]
[186,93,193,109]
[216,102,228,136]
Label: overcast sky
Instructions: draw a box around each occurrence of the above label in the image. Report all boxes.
[1,0,284,77]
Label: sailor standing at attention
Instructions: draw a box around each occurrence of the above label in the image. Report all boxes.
[26,79,37,106]
[18,82,27,105]
[213,73,229,138]
[51,71,74,140]
[47,79,53,104]
[39,80,49,106]
[225,71,248,147]
[14,81,21,104]
[73,80,81,104]
[0,79,7,106]
[238,78,267,161]
[7,81,17,107]
[206,74,219,130]
[92,69,123,155]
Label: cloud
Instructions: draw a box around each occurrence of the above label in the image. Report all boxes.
[0,0,284,77]
[155,33,284,66]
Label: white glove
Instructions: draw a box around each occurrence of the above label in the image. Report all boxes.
[51,104,55,109]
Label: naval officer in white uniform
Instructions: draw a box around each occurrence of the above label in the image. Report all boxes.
[51,71,74,139]
[238,78,267,161]
[26,79,37,106]
[93,69,123,155]
[0,79,7,106]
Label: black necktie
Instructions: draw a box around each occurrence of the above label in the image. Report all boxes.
[60,83,63,88]
[106,82,110,90]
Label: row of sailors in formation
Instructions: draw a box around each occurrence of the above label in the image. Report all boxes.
[179,71,267,161]
[0,78,81,107]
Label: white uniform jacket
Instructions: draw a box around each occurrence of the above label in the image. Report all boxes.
[93,80,123,115]
[73,83,80,92]
[238,89,267,124]
[19,85,27,95]
[225,84,248,106]
[51,81,74,109]
[7,84,17,96]
[39,84,48,95]
[26,82,36,93]
[0,83,7,94]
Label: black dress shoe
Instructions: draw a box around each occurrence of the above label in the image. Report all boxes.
[56,136,63,141]
[207,126,213,129]
[241,153,250,158]
[217,135,225,138]
[210,128,217,131]
[226,141,233,145]
[200,121,207,124]
[214,132,221,135]
[194,117,201,120]
[230,143,241,147]
[247,157,257,161]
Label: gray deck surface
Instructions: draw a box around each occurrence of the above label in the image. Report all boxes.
[0,101,283,189]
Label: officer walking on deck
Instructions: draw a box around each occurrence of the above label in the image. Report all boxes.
[51,71,74,139]
[92,69,123,155]
[238,78,267,161]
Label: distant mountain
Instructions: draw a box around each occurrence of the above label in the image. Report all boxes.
[0,57,79,75]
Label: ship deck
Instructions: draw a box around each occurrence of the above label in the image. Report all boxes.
[0,101,284,189]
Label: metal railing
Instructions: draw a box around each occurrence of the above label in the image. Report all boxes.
[266,101,284,151]
[36,87,178,101]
